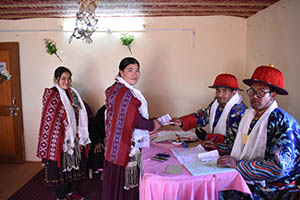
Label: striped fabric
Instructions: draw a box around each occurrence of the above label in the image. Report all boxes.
[104,82,141,167]
[235,108,300,195]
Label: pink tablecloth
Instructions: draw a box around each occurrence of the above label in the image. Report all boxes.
[140,142,251,200]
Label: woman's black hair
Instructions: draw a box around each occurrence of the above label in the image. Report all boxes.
[118,57,140,76]
[54,66,72,80]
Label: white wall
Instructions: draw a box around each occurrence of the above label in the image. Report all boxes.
[246,0,300,119]
[2,0,300,162]
[0,16,247,161]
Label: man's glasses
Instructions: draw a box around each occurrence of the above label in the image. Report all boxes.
[246,88,272,98]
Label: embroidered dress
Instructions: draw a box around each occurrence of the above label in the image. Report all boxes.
[234,108,300,199]
[37,87,90,185]
[180,97,247,151]
[102,79,154,200]
[104,82,141,166]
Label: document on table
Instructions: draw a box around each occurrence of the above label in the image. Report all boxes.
[198,150,219,162]
[171,145,206,164]
[154,130,197,143]
[184,160,236,176]
[171,146,236,176]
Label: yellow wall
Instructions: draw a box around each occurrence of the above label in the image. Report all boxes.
[246,0,300,118]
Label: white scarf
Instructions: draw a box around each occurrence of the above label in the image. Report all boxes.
[208,92,242,135]
[115,77,150,151]
[55,84,91,155]
[231,101,278,160]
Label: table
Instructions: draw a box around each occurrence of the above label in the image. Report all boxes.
[140,142,251,200]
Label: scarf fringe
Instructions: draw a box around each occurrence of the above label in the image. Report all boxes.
[124,150,141,190]
[62,139,81,172]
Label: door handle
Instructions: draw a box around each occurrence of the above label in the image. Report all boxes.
[5,107,20,116]
[12,97,16,107]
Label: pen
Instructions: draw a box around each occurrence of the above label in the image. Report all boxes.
[206,135,217,144]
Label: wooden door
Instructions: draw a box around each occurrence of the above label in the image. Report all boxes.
[0,42,24,163]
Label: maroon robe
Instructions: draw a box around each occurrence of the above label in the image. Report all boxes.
[104,82,141,167]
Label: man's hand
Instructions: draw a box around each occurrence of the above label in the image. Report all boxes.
[201,141,218,151]
[217,155,237,168]
[171,118,182,126]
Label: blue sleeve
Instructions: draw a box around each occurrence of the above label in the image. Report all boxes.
[237,109,300,183]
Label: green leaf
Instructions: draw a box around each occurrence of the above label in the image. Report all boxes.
[120,33,135,46]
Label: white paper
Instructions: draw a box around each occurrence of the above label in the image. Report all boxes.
[184,160,236,176]
[197,150,219,162]
[171,146,235,176]
[157,114,176,126]
[171,146,206,164]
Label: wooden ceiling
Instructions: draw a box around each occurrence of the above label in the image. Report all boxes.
[0,0,280,20]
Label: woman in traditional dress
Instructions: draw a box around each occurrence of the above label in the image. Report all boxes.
[37,66,91,200]
[101,57,161,200]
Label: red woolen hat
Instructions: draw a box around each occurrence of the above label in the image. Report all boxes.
[209,73,242,90]
[243,64,288,95]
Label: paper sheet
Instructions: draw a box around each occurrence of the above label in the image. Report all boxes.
[157,114,176,126]
[171,145,206,164]
[184,160,236,176]
[171,146,236,176]
[197,150,219,162]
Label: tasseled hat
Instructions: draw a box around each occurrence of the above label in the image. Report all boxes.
[243,64,288,95]
[209,73,242,90]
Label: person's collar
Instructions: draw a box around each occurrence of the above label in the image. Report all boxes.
[254,109,267,120]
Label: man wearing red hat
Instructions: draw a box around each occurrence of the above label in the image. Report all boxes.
[172,73,247,151]
[217,65,300,200]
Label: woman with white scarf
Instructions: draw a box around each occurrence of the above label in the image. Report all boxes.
[101,57,161,200]
[37,66,90,200]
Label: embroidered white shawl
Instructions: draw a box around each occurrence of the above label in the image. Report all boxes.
[209,92,242,135]
[55,84,91,155]
[231,101,278,160]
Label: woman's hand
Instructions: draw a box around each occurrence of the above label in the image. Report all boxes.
[217,155,237,168]
[153,119,162,131]
[171,118,182,126]
[201,141,218,151]
[94,143,104,153]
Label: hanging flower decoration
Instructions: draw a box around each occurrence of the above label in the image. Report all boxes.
[69,0,99,44]
[0,62,12,85]
[44,38,63,62]
[120,33,135,55]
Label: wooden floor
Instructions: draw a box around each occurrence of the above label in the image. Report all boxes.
[0,162,43,200]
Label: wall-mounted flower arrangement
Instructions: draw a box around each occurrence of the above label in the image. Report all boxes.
[120,33,135,54]
[44,38,63,62]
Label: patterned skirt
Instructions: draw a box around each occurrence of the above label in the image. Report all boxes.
[44,149,86,185]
